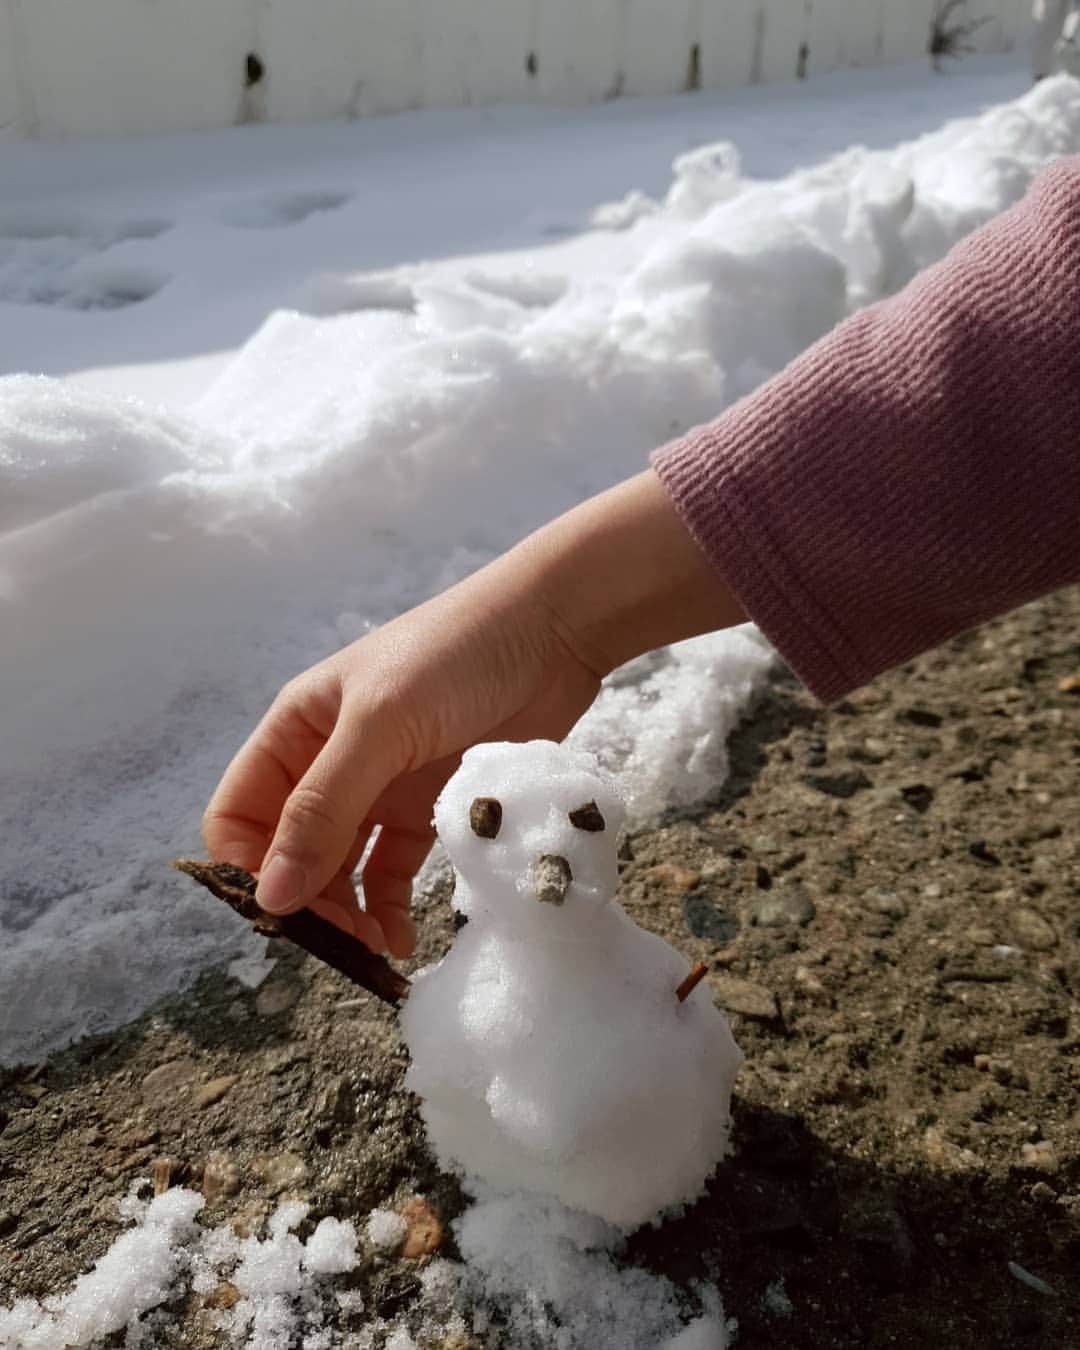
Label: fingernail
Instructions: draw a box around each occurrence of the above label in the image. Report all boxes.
[256,854,307,913]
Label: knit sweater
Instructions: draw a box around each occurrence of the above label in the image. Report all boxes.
[651,156,1080,703]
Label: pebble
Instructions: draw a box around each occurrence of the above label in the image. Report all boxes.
[203,1282,240,1310]
[255,978,303,1017]
[253,1150,309,1196]
[152,1157,175,1195]
[683,893,738,943]
[141,1057,198,1105]
[793,966,830,1003]
[710,974,779,1020]
[398,1196,444,1258]
[1057,673,1080,694]
[194,1075,239,1109]
[804,769,872,799]
[750,888,816,928]
[642,863,701,893]
[870,890,908,919]
[201,1151,241,1203]
[315,1075,356,1128]
[1019,1140,1058,1173]
[1011,908,1057,951]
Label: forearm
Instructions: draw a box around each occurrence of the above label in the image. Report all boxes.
[652,155,1080,701]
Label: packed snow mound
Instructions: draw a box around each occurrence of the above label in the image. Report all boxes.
[449,1188,733,1350]
[403,742,743,1230]
[2,76,1079,1064]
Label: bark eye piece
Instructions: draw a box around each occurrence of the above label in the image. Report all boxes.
[469,796,502,839]
[568,800,605,832]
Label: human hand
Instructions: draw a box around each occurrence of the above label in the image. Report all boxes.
[201,471,742,957]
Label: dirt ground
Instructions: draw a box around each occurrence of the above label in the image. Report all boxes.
[1,588,1078,1349]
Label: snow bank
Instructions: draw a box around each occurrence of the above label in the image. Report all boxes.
[2,77,1079,1065]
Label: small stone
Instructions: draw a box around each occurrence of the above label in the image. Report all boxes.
[1019,1140,1058,1173]
[194,1075,238,1109]
[468,796,502,839]
[256,977,303,1017]
[870,889,908,919]
[141,1057,198,1105]
[1057,674,1080,694]
[315,1075,356,1128]
[201,1151,240,1203]
[793,966,830,1003]
[231,1201,270,1239]
[682,893,738,943]
[1012,908,1056,951]
[643,863,701,892]
[899,783,934,813]
[253,1151,308,1197]
[152,1157,174,1195]
[203,1282,240,1310]
[750,888,815,928]
[922,1125,980,1173]
[897,706,942,727]
[399,1196,443,1258]
[710,974,779,1020]
[804,769,872,798]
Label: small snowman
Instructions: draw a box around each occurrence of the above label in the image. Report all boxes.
[401,740,742,1231]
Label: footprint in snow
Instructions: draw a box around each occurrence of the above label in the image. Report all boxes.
[0,208,172,310]
[218,190,350,230]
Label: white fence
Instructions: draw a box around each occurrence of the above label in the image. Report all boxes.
[0,0,1034,141]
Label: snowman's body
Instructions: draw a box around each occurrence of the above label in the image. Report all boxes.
[402,741,742,1231]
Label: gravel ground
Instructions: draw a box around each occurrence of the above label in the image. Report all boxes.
[1,588,1078,1349]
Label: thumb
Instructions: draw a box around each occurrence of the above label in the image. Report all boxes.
[255,721,387,915]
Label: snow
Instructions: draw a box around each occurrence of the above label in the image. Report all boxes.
[449,1188,732,1350]
[365,1208,408,1252]
[0,1187,205,1349]
[0,1190,363,1350]
[1,56,1077,1071]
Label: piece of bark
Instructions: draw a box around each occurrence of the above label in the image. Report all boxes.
[172,860,410,1007]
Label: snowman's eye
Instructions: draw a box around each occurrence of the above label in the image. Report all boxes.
[568,800,605,832]
[469,796,502,839]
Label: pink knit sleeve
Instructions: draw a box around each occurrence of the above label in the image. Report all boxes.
[651,157,1080,703]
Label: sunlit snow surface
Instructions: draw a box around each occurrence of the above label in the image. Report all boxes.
[2,59,1078,1065]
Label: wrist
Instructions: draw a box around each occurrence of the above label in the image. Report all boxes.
[514,469,745,676]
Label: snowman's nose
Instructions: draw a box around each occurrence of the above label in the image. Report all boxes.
[533,854,572,905]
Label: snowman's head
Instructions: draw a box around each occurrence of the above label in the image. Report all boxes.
[433,740,626,935]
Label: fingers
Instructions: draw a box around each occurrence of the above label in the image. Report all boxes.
[255,715,400,918]
[202,677,336,873]
[310,871,389,954]
[361,824,435,958]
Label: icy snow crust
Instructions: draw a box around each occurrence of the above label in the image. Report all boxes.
[2,75,1080,1063]
[403,741,742,1229]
